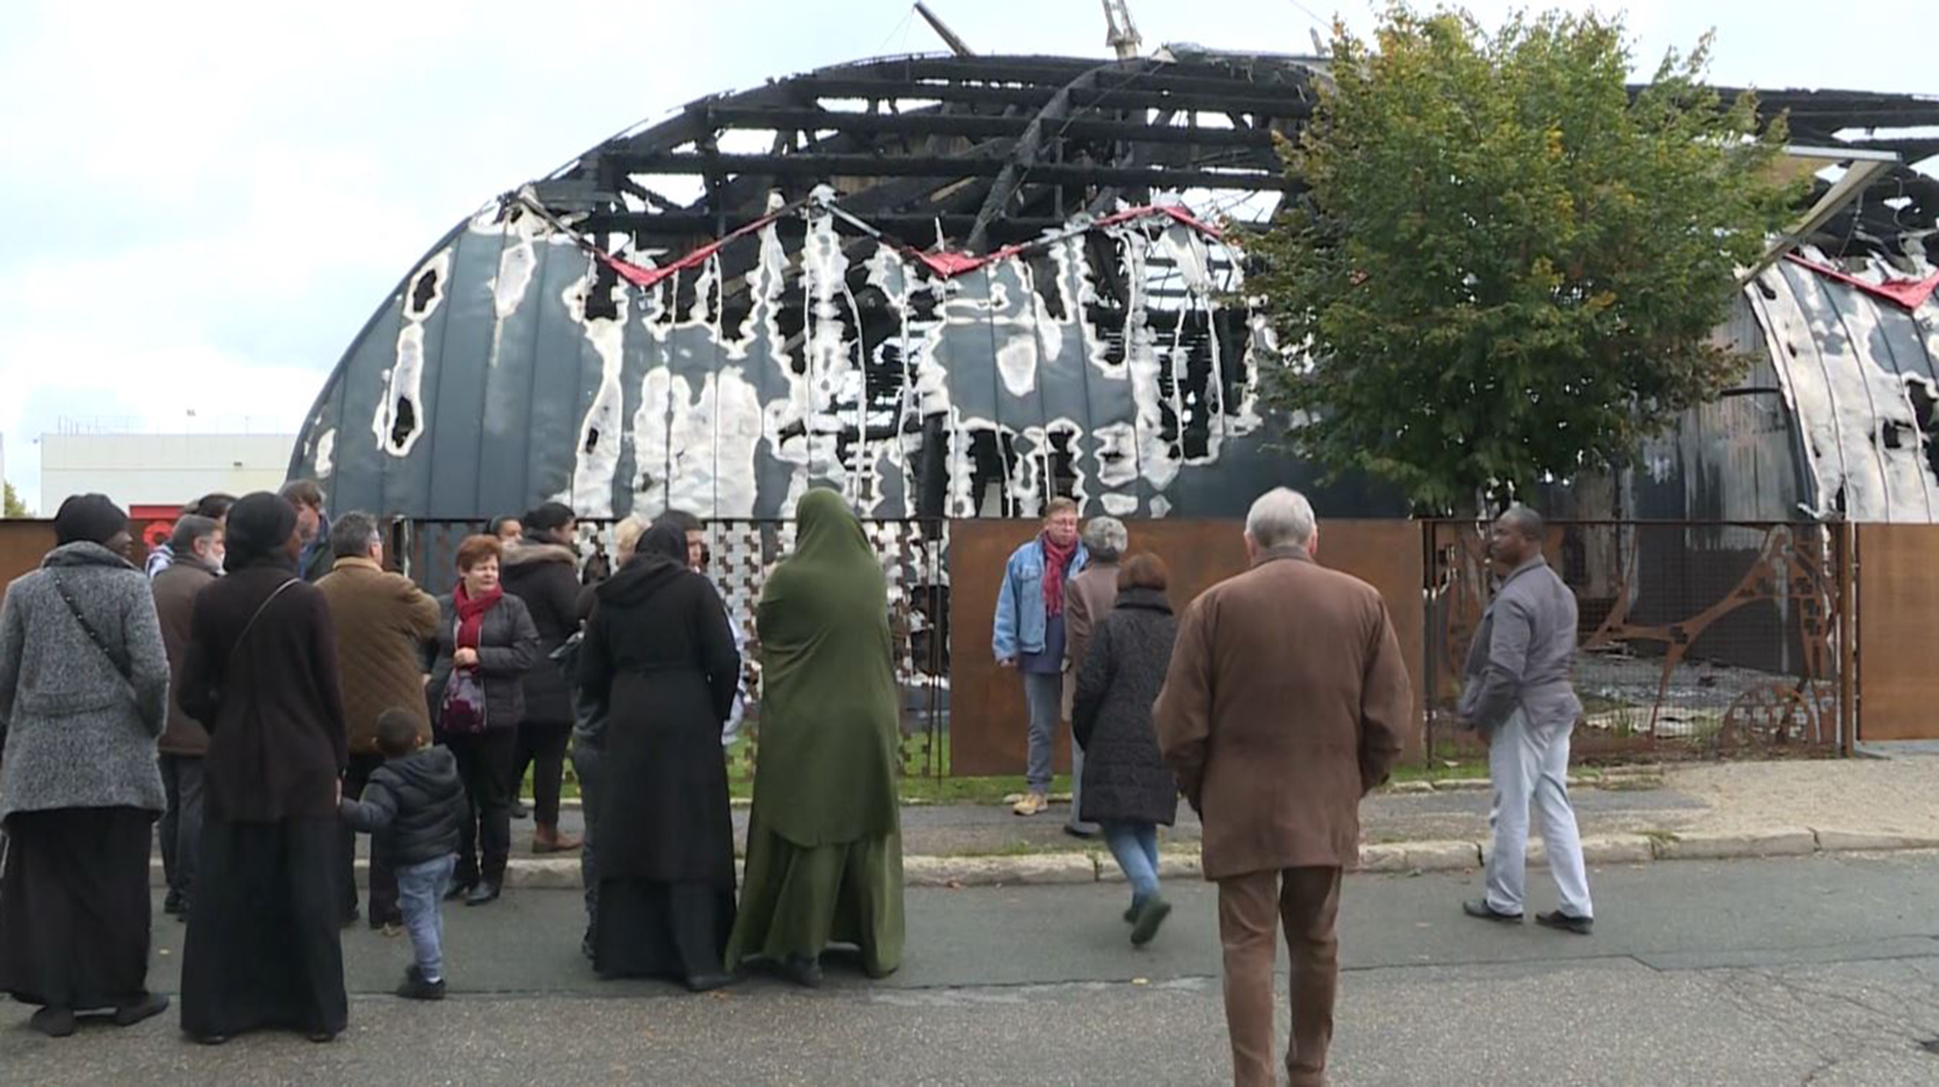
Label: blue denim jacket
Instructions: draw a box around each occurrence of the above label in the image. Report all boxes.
[992,537,1089,661]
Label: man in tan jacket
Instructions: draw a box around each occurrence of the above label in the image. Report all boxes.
[317,511,440,931]
[1155,488,1411,1087]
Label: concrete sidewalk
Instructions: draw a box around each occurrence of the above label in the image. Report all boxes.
[206,750,1939,892]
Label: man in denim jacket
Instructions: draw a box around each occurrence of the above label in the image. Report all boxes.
[992,498,1088,820]
[1457,505,1594,935]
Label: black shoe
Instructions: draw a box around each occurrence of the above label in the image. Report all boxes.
[464,880,501,907]
[1123,903,1138,924]
[112,993,170,1027]
[341,905,361,929]
[512,801,531,820]
[1462,899,1524,924]
[307,1030,338,1044]
[396,965,447,1001]
[1130,895,1172,947]
[685,971,734,993]
[190,1032,229,1046]
[29,1006,76,1038]
[1063,824,1099,841]
[781,954,823,989]
[444,880,475,903]
[162,895,186,917]
[1536,910,1594,936]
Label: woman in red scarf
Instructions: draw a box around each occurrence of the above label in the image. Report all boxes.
[427,535,540,905]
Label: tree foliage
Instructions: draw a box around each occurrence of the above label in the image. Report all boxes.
[2,482,25,519]
[1250,6,1798,512]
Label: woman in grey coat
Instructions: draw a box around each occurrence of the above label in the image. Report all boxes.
[1071,552,1181,947]
[0,495,173,1037]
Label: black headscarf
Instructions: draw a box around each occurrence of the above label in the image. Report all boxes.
[636,522,688,567]
[595,522,692,606]
[223,492,299,573]
[53,493,128,546]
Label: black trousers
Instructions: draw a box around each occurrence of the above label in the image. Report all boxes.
[447,728,517,885]
[512,721,572,826]
[340,752,399,924]
[159,754,206,910]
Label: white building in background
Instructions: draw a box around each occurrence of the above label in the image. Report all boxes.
[39,430,295,513]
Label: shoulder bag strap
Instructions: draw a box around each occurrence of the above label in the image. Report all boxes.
[47,569,134,686]
[229,578,300,663]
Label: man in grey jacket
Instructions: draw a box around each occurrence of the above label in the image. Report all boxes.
[1457,505,1594,935]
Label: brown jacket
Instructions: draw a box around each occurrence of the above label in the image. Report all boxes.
[152,555,220,756]
[316,556,440,754]
[1062,560,1120,718]
[1154,546,1410,880]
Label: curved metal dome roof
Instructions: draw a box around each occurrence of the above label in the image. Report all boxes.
[290,51,1939,524]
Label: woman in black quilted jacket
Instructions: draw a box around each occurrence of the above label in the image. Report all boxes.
[1071,552,1181,947]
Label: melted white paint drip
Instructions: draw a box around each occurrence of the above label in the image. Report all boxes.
[314,429,336,480]
[490,204,544,320]
[564,262,629,517]
[371,249,451,458]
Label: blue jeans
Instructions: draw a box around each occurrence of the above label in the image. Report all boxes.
[396,854,457,982]
[1102,821,1160,904]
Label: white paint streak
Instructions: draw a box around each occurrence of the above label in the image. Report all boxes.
[371,248,450,458]
[564,261,628,518]
[314,429,336,480]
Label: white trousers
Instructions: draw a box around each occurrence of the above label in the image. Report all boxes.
[1485,710,1594,919]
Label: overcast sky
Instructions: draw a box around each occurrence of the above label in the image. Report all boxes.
[2,0,1928,510]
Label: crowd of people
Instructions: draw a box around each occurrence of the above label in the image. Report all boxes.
[0,483,908,1043]
[0,480,1592,1086]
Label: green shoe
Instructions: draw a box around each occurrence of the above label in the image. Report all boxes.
[1130,895,1172,946]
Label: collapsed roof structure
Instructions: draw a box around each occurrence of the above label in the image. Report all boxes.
[287,49,1939,522]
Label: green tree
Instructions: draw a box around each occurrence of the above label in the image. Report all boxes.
[1251,6,1797,512]
[2,481,26,518]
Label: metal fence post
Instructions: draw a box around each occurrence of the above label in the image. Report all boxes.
[1837,517,1857,757]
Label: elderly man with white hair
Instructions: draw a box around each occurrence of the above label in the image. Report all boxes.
[1155,487,1411,1087]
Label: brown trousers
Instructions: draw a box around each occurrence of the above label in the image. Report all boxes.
[1217,866,1343,1087]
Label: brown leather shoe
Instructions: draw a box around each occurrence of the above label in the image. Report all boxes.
[532,825,583,854]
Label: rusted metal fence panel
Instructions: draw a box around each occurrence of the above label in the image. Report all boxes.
[0,521,58,600]
[948,518,1426,775]
[1853,523,1939,741]
[1425,520,1845,761]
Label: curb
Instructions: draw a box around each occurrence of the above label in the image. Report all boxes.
[151,826,1939,890]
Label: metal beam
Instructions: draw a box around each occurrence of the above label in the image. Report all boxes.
[794,76,1310,118]
[697,105,1279,148]
[604,150,1286,190]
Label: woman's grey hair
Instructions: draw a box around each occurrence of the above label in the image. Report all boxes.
[1245,488,1317,549]
[1080,516,1129,562]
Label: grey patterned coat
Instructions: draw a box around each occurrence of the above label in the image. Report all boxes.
[1072,586,1180,827]
[0,542,170,821]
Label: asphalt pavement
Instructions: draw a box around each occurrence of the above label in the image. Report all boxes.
[14,849,1939,1084]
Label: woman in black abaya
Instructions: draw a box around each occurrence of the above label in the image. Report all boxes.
[577,523,740,990]
[176,492,349,1044]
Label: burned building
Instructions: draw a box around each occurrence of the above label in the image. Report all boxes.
[288,51,1939,526]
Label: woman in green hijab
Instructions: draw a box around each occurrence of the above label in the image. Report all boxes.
[727,488,904,986]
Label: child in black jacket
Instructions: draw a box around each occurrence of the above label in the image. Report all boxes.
[341,709,465,999]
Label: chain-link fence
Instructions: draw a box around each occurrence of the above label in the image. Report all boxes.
[392,517,949,783]
[1424,520,1848,761]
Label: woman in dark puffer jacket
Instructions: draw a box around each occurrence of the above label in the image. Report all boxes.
[1072,552,1181,947]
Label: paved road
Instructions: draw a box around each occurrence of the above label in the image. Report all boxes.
[15,852,1939,1084]
[468,782,1709,861]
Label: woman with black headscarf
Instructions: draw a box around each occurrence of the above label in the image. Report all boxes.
[176,491,349,1045]
[577,522,740,990]
[0,495,173,1037]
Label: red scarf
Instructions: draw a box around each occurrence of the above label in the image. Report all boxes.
[1040,531,1077,617]
[453,580,503,659]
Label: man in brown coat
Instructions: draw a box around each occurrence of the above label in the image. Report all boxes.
[1154,488,1411,1087]
[151,514,224,918]
[317,511,440,930]
[1060,515,1129,839]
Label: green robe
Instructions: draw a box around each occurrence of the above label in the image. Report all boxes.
[726,489,905,975]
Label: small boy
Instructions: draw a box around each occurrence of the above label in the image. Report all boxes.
[341,708,466,1000]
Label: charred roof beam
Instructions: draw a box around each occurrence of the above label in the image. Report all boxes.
[604,150,1286,191]
[698,105,1279,148]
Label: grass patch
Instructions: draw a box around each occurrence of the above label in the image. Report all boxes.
[1388,757,1490,785]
